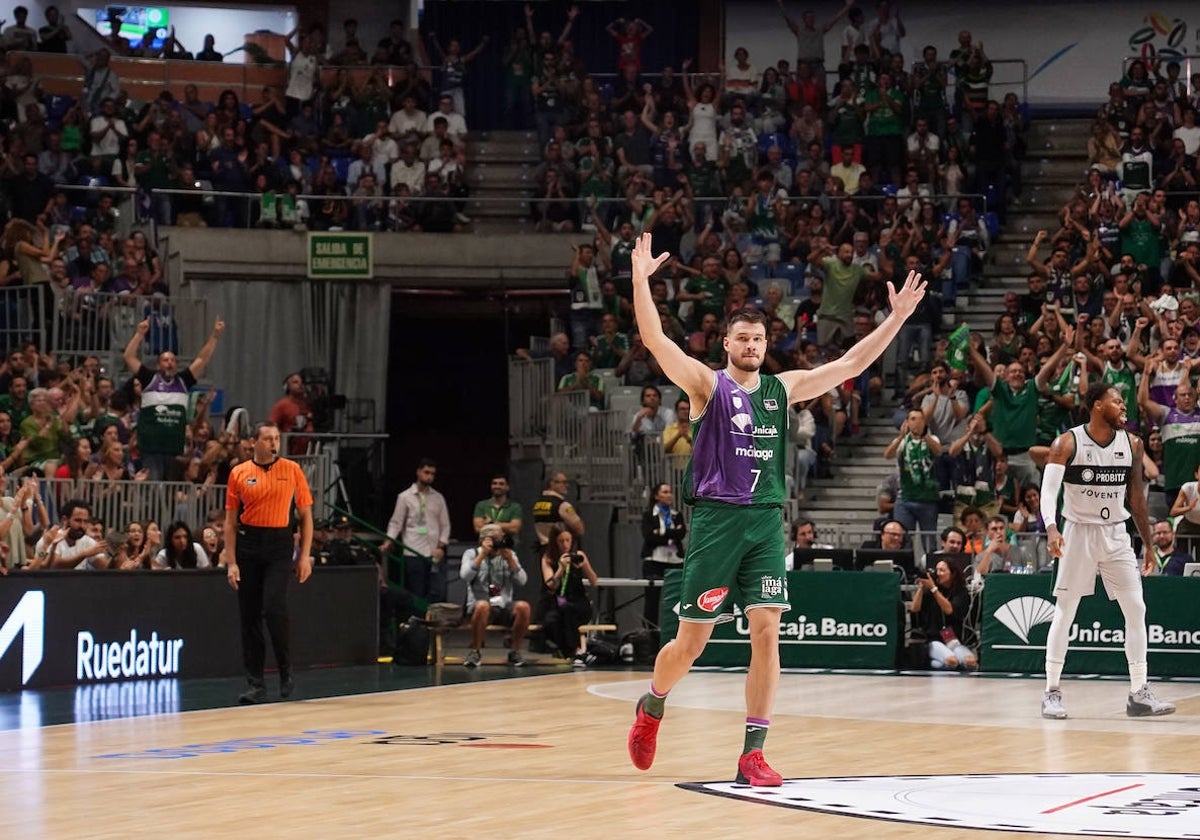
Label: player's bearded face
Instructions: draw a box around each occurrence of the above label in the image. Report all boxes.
[726,331,766,371]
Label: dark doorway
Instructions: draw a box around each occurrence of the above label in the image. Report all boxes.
[384,292,555,537]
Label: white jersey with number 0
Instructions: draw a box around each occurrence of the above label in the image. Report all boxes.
[1061,426,1133,526]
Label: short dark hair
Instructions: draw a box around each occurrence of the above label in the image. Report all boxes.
[728,309,767,330]
[791,518,816,541]
[1084,381,1115,413]
[417,457,437,470]
[253,421,278,439]
[941,525,965,543]
[61,498,90,521]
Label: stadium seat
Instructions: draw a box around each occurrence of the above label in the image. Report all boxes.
[748,262,771,282]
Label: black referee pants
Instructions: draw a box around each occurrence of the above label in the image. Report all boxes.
[236,526,294,684]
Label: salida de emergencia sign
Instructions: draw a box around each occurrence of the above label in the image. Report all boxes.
[307,232,373,279]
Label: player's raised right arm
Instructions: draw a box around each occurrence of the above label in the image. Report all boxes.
[631,233,716,408]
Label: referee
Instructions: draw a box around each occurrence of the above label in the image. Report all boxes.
[225,421,314,704]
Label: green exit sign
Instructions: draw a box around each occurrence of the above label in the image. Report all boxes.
[307,232,373,279]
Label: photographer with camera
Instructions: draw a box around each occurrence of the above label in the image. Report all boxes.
[910,556,977,670]
[459,523,531,668]
[540,523,598,666]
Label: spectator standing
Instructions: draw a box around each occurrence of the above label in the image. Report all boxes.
[884,408,943,553]
[284,28,321,113]
[38,5,70,53]
[1138,370,1200,510]
[968,339,1040,489]
[269,372,313,456]
[777,0,853,84]
[122,316,225,480]
[426,31,489,119]
[81,49,120,116]
[379,457,451,603]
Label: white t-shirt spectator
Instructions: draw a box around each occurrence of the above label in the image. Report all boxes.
[153,544,212,569]
[286,51,318,101]
[1175,125,1200,156]
[89,115,128,157]
[388,108,427,138]
[390,158,427,195]
[35,533,103,570]
[364,133,399,168]
[423,110,467,143]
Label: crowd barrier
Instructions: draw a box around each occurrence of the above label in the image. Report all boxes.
[655,569,1200,677]
[9,453,333,533]
[981,575,1200,677]
[0,566,378,691]
[659,569,901,669]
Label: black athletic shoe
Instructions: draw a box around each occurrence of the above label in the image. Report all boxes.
[238,683,268,705]
[280,673,295,699]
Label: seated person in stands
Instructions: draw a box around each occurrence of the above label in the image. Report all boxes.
[1151,518,1195,576]
[557,350,605,411]
[862,517,907,549]
[791,518,833,551]
[662,397,693,459]
[152,521,211,569]
[28,498,110,569]
[516,331,574,383]
[540,523,598,665]
[974,514,1031,574]
[910,556,977,670]
[923,524,968,570]
[629,384,670,437]
[460,523,531,668]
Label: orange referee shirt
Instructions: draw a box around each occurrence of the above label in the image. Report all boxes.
[226,458,314,527]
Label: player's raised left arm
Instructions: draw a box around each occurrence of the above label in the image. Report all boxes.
[1126,435,1155,575]
[778,270,926,403]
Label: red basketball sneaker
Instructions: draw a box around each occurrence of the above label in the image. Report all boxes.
[735,749,782,786]
[627,696,662,771]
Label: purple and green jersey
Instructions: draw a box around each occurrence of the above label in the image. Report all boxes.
[684,370,789,506]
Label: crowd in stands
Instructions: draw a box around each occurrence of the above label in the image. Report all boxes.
[517,7,1027,504]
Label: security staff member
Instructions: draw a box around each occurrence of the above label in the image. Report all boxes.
[532,471,585,552]
[226,421,314,705]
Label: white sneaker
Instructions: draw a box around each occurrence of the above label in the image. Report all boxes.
[453,212,472,224]
[1127,684,1176,717]
[1041,688,1068,719]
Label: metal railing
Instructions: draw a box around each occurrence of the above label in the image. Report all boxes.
[141,186,994,232]
[10,475,225,534]
[50,289,208,364]
[4,450,333,540]
[508,356,555,445]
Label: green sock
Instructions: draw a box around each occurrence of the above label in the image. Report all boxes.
[640,690,666,718]
[743,718,769,754]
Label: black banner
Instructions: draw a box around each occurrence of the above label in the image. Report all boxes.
[0,567,378,691]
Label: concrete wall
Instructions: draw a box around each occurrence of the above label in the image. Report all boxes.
[160,228,588,287]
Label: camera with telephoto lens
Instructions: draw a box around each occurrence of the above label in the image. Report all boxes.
[568,551,583,565]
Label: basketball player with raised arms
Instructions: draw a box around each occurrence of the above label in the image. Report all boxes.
[626,232,926,784]
[1039,382,1176,719]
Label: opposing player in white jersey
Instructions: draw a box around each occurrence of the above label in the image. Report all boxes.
[1039,382,1175,719]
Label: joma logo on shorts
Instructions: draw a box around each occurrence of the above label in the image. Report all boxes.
[697,587,729,612]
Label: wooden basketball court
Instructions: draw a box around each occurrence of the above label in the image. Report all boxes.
[0,667,1196,838]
